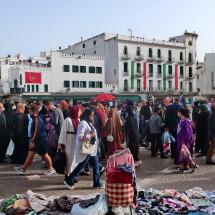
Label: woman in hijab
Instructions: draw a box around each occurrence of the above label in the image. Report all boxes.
[64,109,103,190]
[125,106,142,166]
[10,104,29,164]
[58,105,82,181]
[59,100,69,119]
[195,104,210,156]
[103,107,123,156]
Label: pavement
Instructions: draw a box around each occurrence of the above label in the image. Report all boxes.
[0,146,215,199]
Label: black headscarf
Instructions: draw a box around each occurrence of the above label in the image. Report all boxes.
[80,109,94,123]
[4,103,13,117]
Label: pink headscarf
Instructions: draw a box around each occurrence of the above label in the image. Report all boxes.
[68,105,80,133]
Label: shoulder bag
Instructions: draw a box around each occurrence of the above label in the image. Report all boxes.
[107,118,114,142]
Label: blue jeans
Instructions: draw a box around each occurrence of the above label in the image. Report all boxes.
[66,156,102,188]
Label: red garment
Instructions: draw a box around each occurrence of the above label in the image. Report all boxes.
[96,108,105,127]
[107,141,124,157]
[60,100,68,111]
[68,105,80,133]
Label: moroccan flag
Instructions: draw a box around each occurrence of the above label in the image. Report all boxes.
[25,72,42,84]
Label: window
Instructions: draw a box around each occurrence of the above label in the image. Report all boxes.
[36,85,39,92]
[80,66,86,73]
[137,80,141,92]
[72,81,79,88]
[168,50,172,61]
[180,81,183,89]
[96,82,103,88]
[124,62,128,73]
[83,44,85,48]
[188,53,192,63]
[123,46,128,55]
[14,79,18,88]
[168,65,172,74]
[72,65,79,73]
[149,80,153,91]
[168,80,172,89]
[189,82,193,92]
[157,65,162,74]
[136,47,141,56]
[114,69,116,75]
[137,63,141,73]
[32,85,35,92]
[157,49,161,58]
[149,48,152,57]
[124,79,128,91]
[180,66,184,77]
[189,67,193,77]
[93,51,96,54]
[149,64,153,74]
[93,40,96,45]
[89,81,95,88]
[64,81,70,88]
[89,66,95,73]
[158,80,161,90]
[188,41,192,46]
[80,81,86,88]
[27,85,30,92]
[63,65,70,72]
[20,74,22,85]
[44,84,48,92]
[96,67,102,74]
[180,52,183,60]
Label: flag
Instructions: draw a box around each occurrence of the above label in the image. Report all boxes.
[25,72,42,84]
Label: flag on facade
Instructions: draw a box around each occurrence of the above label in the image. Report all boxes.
[25,72,42,84]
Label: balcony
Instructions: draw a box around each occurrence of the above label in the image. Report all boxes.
[135,54,144,61]
[167,73,174,78]
[166,57,175,63]
[179,74,184,78]
[122,53,131,60]
[157,73,162,78]
[10,87,25,94]
[135,71,143,77]
[186,59,195,65]
[147,56,155,61]
[148,72,153,77]
[178,59,185,64]
[155,56,164,62]
[122,71,129,76]
[187,74,195,79]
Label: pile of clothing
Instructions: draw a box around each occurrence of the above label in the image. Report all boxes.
[136,187,215,214]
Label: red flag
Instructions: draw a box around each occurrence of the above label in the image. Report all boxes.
[25,72,42,84]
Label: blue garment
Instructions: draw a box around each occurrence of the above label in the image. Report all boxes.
[27,114,33,138]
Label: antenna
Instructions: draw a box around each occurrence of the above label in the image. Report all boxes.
[127,28,132,37]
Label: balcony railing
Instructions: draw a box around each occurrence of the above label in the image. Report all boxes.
[186,59,195,65]
[122,71,129,76]
[157,73,162,78]
[135,71,143,77]
[178,59,185,64]
[187,74,195,79]
[167,73,174,78]
[10,88,25,94]
[166,57,175,63]
[148,72,153,77]
[122,53,131,60]
[155,56,164,62]
[179,74,184,78]
[147,55,155,61]
[135,54,144,61]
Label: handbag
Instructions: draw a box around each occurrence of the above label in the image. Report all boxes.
[53,150,66,174]
[6,140,15,156]
[79,138,94,155]
[107,118,114,142]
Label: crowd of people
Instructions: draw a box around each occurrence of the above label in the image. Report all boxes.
[0,97,215,189]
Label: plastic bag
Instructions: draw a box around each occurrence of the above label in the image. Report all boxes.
[6,140,15,156]
[180,143,192,162]
[52,150,66,174]
[71,194,108,215]
[161,131,175,145]
[112,206,134,215]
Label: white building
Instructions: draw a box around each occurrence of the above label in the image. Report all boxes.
[63,30,198,99]
[196,53,215,99]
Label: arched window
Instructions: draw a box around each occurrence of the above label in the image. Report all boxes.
[180,52,183,60]
[124,79,128,91]
[157,49,161,58]
[188,53,192,63]
[14,79,18,88]
[19,74,22,85]
[149,48,152,57]
[189,67,193,77]
[180,81,183,90]
[189,81,192,92]
[168,50,172,61]
[188,41,192,46]
[136,47,141,56]
[123,46,128,55]
[44,84,48,92]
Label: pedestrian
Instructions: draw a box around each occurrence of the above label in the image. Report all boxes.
[10,104,29,164]
[64,109,103,190]
[206,103,215,165]
[58,105,82,181]
[45,101,64,160]
[174,107,198,173]
[195,104,210,156]
[149,106,168,158]
[14,106,55,175]
[125,106,142,166]
[59,100,69,119]
[165,98,181,164]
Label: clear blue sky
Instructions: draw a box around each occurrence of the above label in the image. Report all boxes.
[0,0,215,61]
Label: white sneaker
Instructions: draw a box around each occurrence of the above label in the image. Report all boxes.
[64,181,76,190]
[14,166,25,174]
[44,169,56,175]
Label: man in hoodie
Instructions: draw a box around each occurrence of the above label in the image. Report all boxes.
[149,106,168,158]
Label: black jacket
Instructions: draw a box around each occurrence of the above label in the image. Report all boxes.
[0,112,7,138]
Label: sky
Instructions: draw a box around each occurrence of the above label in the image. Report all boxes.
[0,0,215,61]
